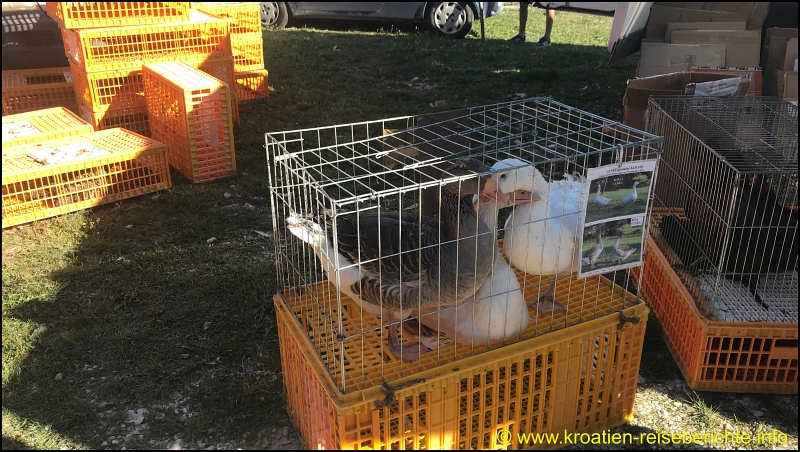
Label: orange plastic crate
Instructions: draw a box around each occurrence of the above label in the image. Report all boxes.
[3,107,93,148]
[60,10,231,73]
[143,62,236,183]
[194,57,239,123]
[195,2,262,37]
[47,2,190,29]
[231,37,265,71]
[2,67,77,115]
[70,56,237,122]
[631,229,798,393]
[78,101,151,138]
[276,267,649,449]
[235,69,269,101]
[2,128,171,228]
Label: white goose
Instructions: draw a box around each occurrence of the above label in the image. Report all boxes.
[496,158,587,314]
[619,181,639,206]
[407,174,541,349]
[613,231,637,261]
[593,184,611,207]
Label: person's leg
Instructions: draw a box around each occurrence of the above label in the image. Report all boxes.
[544,8,555,39]
[509,2,529,41]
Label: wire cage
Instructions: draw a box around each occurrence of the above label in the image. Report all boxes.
[267,97,663,393]
[646,96,798,323]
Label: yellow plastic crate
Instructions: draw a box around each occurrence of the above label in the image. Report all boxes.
[77,101,151,138]
[47,2,190,29]
[235,69,269,101]
[631,212,798,394]
[70,56,237,122]
[2,128,171,228]
[276,268,649,449]
[231,37,265,72]
[195,2,261,37]
[61,10,231,73]
[3,107,93,148]
[2,67,77,115]
[143,62,236,183]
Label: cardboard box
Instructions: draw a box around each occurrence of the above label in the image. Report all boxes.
[639,43,725,77]
[784,38,798,71]
[764,36,798,95]
[762,28,798,65]
[783,71,798,100]
[654,2,768,30]
[645,5,748,41]
[670,29,760,68]
[688,66,762,95]
[665,21,746,43]
[622,72,749,130]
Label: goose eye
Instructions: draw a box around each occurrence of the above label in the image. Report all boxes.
[500,174,506,179]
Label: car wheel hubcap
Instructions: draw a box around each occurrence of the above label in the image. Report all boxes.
[261,2,279,25]
[434,3,466,34]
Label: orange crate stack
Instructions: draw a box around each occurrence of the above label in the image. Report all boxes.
[77,103,152,138]
[2,67,77,115]
[194,2,269,102]
[143,62,236,183]
[3,107,93,148]
[2,128,171,228]
[47,2,190,29]
[276,270,649,449]
[235,69,269,101]
[631,217,798,394]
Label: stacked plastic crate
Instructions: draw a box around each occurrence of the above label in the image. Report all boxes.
[194,3,270,102]
[46,2,238,136]
[143,62,236,183]
[2,67,78,116]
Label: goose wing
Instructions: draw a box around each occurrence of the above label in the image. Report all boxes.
[328,211,444,282]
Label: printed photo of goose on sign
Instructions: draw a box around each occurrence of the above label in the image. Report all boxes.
[578,159,657,278]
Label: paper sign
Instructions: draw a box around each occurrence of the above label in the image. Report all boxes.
[578,159,657,278]
[27,142,111,166]
[3,120,42,141]
[690,76,742,97]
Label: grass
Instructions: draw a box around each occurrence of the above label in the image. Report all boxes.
[3,7,796,450]
[689,392,721,430]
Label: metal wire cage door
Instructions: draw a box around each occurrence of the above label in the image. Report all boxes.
[267,97,663,393]
[646,96,798,323]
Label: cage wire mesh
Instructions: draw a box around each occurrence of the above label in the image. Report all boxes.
[646,96,798,323]
[267,97,663,393]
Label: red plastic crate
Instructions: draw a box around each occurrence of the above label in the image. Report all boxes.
[231,37,265,71]
[143,61,236,183]
[60,10,231,73]
[235,69,269,101]
[631,218,798,393]
[47,2,190,29]
[2,67,77,115]
[2,128,171,228]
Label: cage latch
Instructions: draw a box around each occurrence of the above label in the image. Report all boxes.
[617,310,640,330]
[374,378,427,409]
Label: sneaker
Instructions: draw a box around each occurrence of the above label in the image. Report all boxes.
[508,34,526,42]
[534,36,551,47]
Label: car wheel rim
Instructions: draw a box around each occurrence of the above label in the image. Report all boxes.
[261,2,280,26]
[434,2,466,35]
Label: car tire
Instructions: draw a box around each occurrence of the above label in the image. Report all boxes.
[426,2,474,38]
[261,2,289,29]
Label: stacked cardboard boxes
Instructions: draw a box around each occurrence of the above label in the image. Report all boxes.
[763,29,798,100]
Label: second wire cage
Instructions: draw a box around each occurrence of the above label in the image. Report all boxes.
[646,96,798,323]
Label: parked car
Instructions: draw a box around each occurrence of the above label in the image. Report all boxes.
[260,2,504,39]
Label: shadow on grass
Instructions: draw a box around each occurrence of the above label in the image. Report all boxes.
[2,170,287,448]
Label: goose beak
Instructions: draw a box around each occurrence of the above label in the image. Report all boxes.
[478,178,509,206]
[508,190,541,204]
